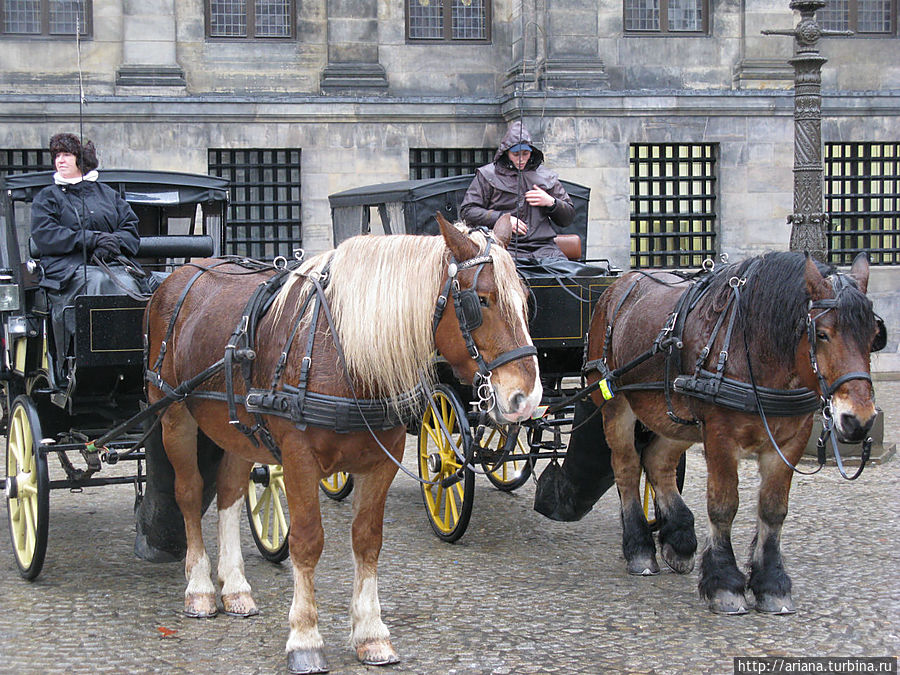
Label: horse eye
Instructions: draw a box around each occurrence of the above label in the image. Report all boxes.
[816,331,829,342]
[479,296,489,308]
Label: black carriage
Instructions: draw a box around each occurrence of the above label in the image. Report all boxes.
[326,175,642,541]
[0,169,226,579]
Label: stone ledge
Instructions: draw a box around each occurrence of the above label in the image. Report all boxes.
[320,63,388,95]
[115,65,187,88]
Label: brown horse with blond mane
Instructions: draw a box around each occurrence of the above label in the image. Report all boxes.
[584,251,878,615]
[144,214,540,673]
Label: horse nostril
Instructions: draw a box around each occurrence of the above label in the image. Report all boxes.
[510,391,526,413]
[839,413,873,442]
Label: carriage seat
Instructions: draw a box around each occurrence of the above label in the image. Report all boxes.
[553,234,582,262]
[29,234,214,260]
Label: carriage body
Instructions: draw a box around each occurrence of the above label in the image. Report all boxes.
[0,170,227,578]
[327,176,622,540]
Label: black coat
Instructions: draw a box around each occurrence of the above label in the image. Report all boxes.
[31,179,140,291]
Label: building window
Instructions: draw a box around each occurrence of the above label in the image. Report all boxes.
[826,142,899,266]
[208,148,302,260]
[624,0,708,33]
[207,0,293,39]
[1,0,90,36]
[819,0,895,34]
[0,148,52,174]
[630,143,717,269]
[406,0,490,42]
[409,148,494,179]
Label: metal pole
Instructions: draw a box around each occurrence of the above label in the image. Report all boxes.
[763,1,851,262]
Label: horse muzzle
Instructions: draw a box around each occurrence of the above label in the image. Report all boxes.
[834,409,876,444]
[491,380,543,424]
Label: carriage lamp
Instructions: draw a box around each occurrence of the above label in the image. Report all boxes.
[0,279,19,312]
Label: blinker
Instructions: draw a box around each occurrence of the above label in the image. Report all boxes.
[458,289,483,331]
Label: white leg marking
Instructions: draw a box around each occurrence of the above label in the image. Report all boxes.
[350,566,390,647]
[285,563,324,653]
[217,499,251,597]
[186,552,215,598]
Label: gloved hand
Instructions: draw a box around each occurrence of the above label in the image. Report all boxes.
[93,232,122,261]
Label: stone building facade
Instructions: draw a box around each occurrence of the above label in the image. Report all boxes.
[0,0,898,369]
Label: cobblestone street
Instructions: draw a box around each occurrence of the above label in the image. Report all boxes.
[1,381,897,674]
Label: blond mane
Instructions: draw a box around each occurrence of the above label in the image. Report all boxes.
[269,226,525,403]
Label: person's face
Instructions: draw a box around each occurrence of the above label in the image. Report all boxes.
[55,152,82,179]
[507,148,531,171]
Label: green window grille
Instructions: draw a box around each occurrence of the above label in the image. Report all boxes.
[208,148,302,260]
[409,147,494,179]
[826,142,900,265]
[630,143,718,269]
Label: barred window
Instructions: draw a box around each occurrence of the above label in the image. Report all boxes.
[1,0,91,37]
[630,143,718,269]
[826,142,900,265]
[624,0,707,33]
[207,0,293,39]
[208,148,302,260]
[406,0,490,42]
[409,147,494,179]
[819,0,895,34]
[0,148,52,174]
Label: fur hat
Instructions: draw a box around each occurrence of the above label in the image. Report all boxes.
[49,133,99,173]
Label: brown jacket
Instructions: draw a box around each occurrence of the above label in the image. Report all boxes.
[459,121,574,259]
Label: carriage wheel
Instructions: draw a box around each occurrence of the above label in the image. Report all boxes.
[480,424,533,492]
[5,395,50,580]
[246,464,290,563]
[319,472,353,501]
[418,384,474,543]
[642,453,687,532]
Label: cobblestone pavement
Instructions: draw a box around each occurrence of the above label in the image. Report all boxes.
[1,381,898,674]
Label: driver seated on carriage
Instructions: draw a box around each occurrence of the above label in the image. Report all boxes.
[30,133,147,377]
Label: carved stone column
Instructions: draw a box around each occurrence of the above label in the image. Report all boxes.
[115,0,186,93]
[320,0,388,94]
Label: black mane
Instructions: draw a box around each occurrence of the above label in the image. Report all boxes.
[698,251,875,369]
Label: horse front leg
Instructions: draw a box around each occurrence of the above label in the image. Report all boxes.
[162,404,217,618]
[605,400,659,576]
[642,437,696,574]
[216,453,258,617]
[698,421,748,614]
[350,448,402,666]
[749,437,804,614]
[283,459,328,675]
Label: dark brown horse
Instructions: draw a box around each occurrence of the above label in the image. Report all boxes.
[584,251,878,615]
[144,214,541,672]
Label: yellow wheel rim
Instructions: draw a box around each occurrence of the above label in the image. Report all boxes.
[320,472,350,496]
[7,403,40,568]
[419,391,467,535]
[481,426,530,488]
[247,464,289,554]
[641,470,657,527]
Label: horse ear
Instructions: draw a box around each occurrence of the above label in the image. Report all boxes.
[803,254,830,299]
[436,211,479,261]
[492,214,513,249]
[849,251,870,295]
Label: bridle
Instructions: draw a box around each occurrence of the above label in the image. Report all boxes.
[432,231,538,413]
[803,273,874,479]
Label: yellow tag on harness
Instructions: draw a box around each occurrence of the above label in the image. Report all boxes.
[599,379,614,400]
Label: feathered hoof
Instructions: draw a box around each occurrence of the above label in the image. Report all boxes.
[183,593,218,618]
[287,648,329,674]
[221,592,259,618]
[356,638,400,666]
[755,593,795,615]
[626,556,660,576]
[708,590,749,615]
[661,545,695,575]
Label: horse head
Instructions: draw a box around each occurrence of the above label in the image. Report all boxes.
[804,252,878,443]
[433,213,542,423]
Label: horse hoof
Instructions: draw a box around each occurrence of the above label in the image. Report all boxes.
[627,557,660,576]
[709,591,749,615]
[222,592,259,618]
[184,593,218,618]
[755,594,795,615]
[287,648,329,674]
[661,545,695,575]
[356,638,400,666]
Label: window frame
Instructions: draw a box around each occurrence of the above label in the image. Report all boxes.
[1,0,92,38]
[405,0,492,44]
[819,0,897,36]
[205,0,296,41]
[623,0,709,36]
[409,147,495,179]
[629,142,719,270]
